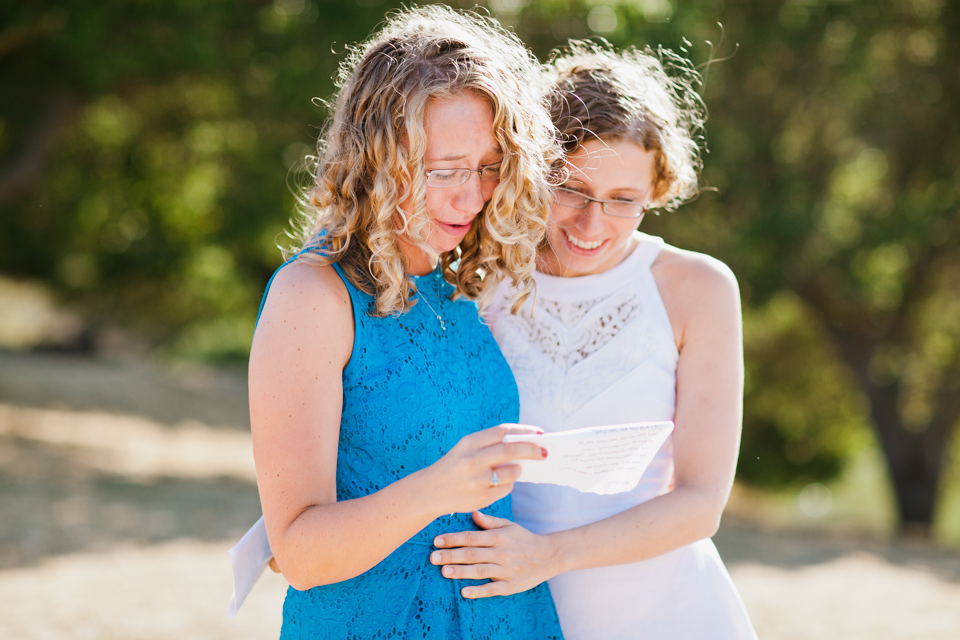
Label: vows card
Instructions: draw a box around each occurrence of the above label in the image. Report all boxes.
[502,422,674,495]
[226,515,272,618]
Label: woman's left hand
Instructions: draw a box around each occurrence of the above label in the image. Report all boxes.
[430,510,560,599]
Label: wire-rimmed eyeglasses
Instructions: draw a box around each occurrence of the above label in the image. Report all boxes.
[554,186,650,219]
[425,163,502,188]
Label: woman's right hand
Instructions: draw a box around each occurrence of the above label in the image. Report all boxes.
[422,424,547,517]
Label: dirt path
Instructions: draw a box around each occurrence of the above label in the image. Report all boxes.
[2,351,958,639]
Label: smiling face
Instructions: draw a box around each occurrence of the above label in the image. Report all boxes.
[538,138,657,278]
[398,92,501,275]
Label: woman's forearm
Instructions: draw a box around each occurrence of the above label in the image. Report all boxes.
[430,481,730,599]
[269,426,548,591]
[546,484,728,575]
[272,467,441,590]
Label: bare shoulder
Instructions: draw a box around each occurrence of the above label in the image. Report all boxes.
[262,261,352,317]
[652,243,739,303]
[252,261,354,365]
[651,243,741,344]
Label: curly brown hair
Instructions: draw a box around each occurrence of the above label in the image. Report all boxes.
[288,5,558,316]
[546,41,706,211]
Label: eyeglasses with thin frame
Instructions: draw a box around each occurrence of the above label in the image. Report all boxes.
[554,186,650,219]
[425,163,502,188]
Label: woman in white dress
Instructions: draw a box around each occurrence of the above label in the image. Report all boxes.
[430,44,758,639]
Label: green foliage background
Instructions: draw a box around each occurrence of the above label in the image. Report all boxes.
[2,1,958,525]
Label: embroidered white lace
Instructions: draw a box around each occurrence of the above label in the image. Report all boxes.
[496,282,656,419]
[532,290,645,370]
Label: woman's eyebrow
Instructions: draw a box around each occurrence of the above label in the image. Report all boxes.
[426,148,504,163]
[427,153,470,162]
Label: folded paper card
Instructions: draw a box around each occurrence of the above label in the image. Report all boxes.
[502,422,674,495]
[226,515,273,619]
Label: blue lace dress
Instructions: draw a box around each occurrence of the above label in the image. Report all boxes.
[270,260,563,639]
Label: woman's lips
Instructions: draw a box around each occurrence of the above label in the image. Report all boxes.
[562,228,607,254]
[436,219,475,237]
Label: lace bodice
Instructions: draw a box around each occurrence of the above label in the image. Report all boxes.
[486,232,679,533]
[510,288,648,372]
[270,261,561,639]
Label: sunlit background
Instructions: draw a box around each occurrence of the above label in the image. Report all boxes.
[1,1,959,638]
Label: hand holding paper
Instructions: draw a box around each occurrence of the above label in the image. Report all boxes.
[502,422,673,495]
[225,421,673,617]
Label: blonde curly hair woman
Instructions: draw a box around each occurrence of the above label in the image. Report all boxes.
[245,6,563,638]
[288,6,556,316]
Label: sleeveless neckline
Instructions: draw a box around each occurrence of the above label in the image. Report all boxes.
[533,231,664,301]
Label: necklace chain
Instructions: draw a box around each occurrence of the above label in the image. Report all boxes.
[416,271,446,332]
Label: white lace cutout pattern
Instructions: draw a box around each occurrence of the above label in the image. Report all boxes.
[493,280,662,420]
[523,290,644,372]
[538,297,607,329]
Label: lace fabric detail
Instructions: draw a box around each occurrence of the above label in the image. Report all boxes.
[529,290,643,371]
[538,296,606,328]
[269,262,562,640]
[494,281,656,420]
[485,234,676,424]
[283,542,560,640]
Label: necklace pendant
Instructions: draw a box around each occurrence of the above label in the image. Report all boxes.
[440,320,446,331]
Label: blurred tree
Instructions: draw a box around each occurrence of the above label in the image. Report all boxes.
[0,0,409,357]
[695,0,959,537]
[738,294,870,489]
[501,0,959,534]
[2,0,958,534]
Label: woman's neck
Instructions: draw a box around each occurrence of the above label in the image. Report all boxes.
[397,236,437,276]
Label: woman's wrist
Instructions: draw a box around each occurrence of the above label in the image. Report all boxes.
[542,530,572,576]
[400,465,452,522]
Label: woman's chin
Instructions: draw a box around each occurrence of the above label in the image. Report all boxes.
[426,236,465,256]
[431,227,473,252]
[543,242,608,277]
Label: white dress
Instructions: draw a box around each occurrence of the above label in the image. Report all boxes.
[486,232,757,640]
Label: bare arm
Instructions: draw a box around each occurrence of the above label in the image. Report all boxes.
[431,248,744,597]
[251,262,548,591]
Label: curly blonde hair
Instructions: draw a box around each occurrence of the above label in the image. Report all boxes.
[545,41,706,211]
[289,5,557,316]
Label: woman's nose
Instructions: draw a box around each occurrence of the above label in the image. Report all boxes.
[455,173,488,214]
[579,201,606,235]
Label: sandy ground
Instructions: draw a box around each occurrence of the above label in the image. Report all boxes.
[1,350,959,639]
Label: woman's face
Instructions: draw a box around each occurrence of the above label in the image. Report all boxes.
[539,138,657,278]
[399,92,501,275]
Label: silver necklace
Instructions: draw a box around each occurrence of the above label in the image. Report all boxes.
[416,271,446,331]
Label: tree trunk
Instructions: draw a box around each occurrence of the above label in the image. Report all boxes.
[833,336,958,537]
[871,402,945,532]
